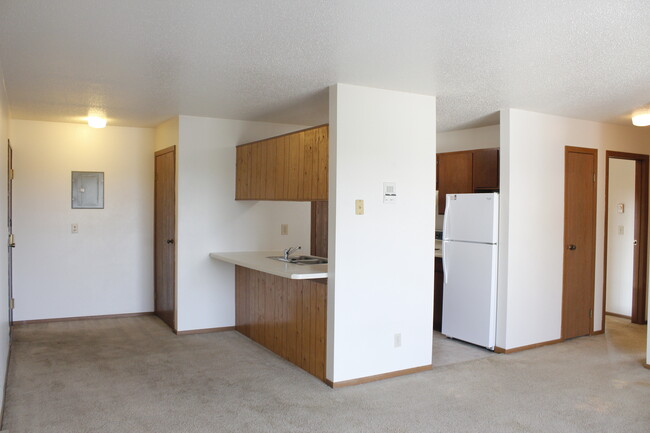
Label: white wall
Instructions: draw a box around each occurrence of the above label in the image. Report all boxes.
[496,114,511,349]
[11,120,154,320]
[154,117,179,152]
[605,159,635,317]
[436,124,500,153]
[0,59,10,419]
[328,84,436,383]
[500,108,650,350]
[175,115,311,332]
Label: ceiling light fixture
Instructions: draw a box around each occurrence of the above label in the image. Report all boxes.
[632,113,650,127]
[88,116,107,128]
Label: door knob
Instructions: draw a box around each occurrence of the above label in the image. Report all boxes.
[166,239,174,245]
[568,244,577,250]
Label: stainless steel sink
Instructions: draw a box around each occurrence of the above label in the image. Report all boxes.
[268,255,328,265]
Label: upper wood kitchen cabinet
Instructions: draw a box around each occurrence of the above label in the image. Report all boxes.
[437,148,499,214]
[437,151,473,214]
[472,148,499,190]
[236,125,328,201]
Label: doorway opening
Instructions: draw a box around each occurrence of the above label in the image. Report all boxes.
[603,151,648,329]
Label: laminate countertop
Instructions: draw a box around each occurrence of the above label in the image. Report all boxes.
[209,251,328,280]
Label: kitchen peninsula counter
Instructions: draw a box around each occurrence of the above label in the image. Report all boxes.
[210,250,328,382]
[209,251,328,280]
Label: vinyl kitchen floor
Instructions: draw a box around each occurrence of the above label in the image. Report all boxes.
[432,330,496,367]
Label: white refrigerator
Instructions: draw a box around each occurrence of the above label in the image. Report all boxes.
[441,193,499,350]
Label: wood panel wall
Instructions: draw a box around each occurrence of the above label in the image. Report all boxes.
[234,266,327,381]
[310,201,328,258]
[236,124,328,201]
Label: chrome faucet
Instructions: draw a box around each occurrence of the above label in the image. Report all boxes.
[283,245,301,260]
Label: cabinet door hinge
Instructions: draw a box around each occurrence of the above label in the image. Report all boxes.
[589,308,593,318]
[9,169,14,180]
[9,298,14,310]
[593,173,596,183]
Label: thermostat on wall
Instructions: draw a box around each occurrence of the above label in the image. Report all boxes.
[383,182,397,203]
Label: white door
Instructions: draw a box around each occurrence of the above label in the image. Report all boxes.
[441,241,498,349]
[443,193,499,243]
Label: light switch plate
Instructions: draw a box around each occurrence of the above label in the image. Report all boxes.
[281,224,288,235]
[355,199,364,215]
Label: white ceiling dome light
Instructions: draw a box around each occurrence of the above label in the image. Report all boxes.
[632,105,650,127]
[87,114,107,128]
[632,113,650,127]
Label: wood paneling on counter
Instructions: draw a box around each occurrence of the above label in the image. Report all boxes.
[235,266,327,381]
[236,125,328,201]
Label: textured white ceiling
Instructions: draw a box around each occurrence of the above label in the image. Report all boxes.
[0,0,648,131]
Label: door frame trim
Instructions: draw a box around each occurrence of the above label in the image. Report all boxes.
[602,151,648,328]
[562,146,598,339]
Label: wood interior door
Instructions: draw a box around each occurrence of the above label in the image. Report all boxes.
[154,146,176,330]
[7,141,13,327]
[437,151,473,214]
[562,147,597,339]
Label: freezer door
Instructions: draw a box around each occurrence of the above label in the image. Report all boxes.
[443,193,499,244]
[441,241,497,349]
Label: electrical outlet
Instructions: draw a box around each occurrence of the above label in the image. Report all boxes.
[71,223,79,234]
[281,224,288,235]
[394,333,401,348]
[355,199,364,215]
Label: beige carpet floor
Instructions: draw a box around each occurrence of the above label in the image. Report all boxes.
[2,315,648,433]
